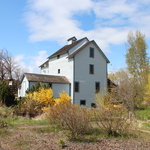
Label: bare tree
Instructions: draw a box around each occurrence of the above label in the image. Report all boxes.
[0,49,25,93]
[4,55,18,80]
[0,49,21,80]
[108,68,147,110]
[0,50,7,80]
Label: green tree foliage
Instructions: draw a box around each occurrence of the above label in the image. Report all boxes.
[0,81,15,106]
[125,30,149,85]
[26,82,51,94]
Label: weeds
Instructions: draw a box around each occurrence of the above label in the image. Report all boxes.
[0,106,14,118]
[0,117,8,128]
[45,102,92,140]
[140,121,150,131]
[56,138,66,148]
[33,125,61,133]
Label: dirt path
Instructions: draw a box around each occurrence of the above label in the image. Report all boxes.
[1,123,150,150]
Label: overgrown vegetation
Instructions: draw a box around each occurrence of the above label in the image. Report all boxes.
[14,85,71,117]
[0,96,149,150]
[45,102,91,140]
[92,93,132,137]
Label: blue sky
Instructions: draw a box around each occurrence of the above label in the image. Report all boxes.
[0,0,150,73]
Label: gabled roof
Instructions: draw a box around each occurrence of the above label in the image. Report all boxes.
[23,73,70,84]
[68,40,110,63]
[48,37,87,59]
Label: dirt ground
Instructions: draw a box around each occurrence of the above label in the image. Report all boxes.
[0,125,150,150]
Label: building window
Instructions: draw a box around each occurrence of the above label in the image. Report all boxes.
[43,70,46,73]
[91,103,96,108]
[58,69,60,74]
[57,55,60,59]
[74,82,79,92]
[95,82,100,93]
[89,47,94,58]
[49,83,52,88]
[80,100,86,106]
[89,64,94,74]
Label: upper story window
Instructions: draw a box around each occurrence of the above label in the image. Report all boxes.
[95,82,100,93]
[89,47,94,58]
[57,55,60,59]
[43,70,46,73]
[58,69,60,74]
[89,64,94,74]
[74,82,79,92]
[44,63,48,67]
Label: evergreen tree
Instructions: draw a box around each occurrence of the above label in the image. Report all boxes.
[0,81,15,106]
[26,82,51,94]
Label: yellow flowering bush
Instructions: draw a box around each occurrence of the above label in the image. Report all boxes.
[54,91,71,105]
[23,88,71,116]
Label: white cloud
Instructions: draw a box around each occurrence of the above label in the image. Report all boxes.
[24,0,150,52]
[28,50,49,73]
[14,51,48,73]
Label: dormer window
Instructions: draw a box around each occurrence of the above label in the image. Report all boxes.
[57,55,60,59]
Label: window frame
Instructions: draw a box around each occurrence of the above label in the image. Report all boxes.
[89,47,94,58]
[58,69,60,74]
[74,82,79,92]
[80,100,86,106]
[89,64,94,74]
[95,82,100,93]
[57,55,60,59]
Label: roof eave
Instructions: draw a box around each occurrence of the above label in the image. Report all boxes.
[48,51,67,59]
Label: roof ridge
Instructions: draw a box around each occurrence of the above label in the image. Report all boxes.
[48,37,88,59]
[24,73,70,84]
